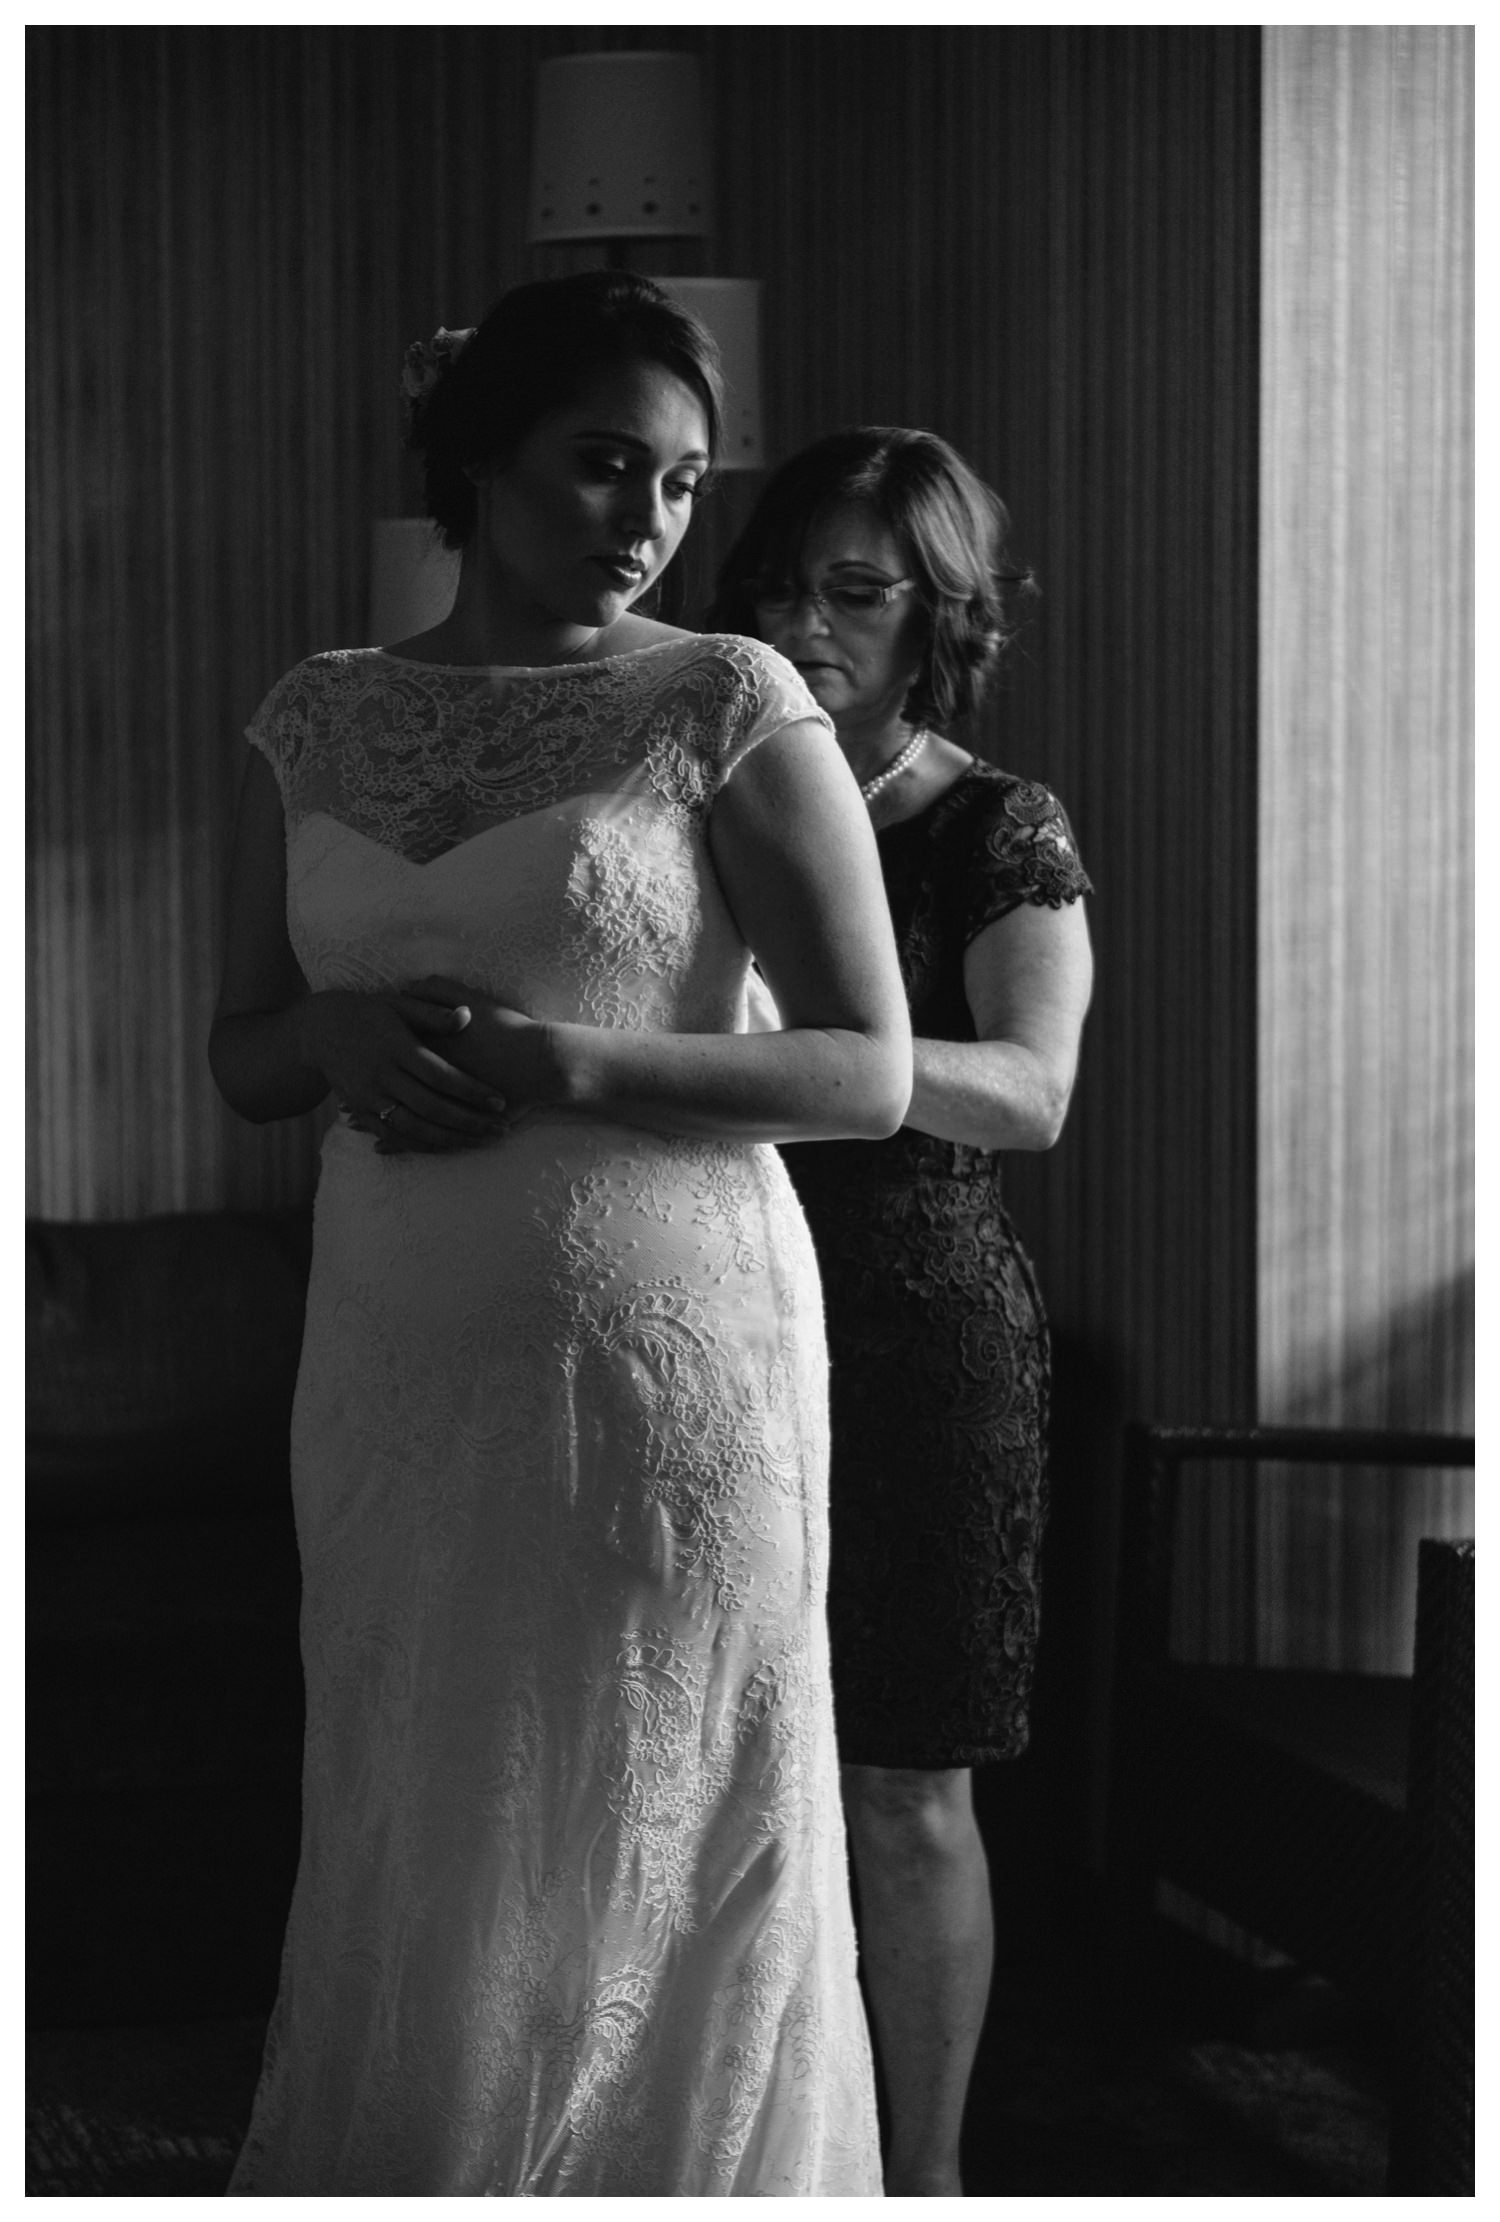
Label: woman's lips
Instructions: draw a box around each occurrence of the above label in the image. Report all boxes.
[592,555,647,588]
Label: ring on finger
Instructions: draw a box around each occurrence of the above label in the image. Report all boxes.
[377,1101,400,1126]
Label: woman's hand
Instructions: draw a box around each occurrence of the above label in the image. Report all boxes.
[302,988,512,1154]
[210,752,506,1152]
[399,977,566,1119]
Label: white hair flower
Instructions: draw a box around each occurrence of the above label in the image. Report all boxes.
[401,326,477,403]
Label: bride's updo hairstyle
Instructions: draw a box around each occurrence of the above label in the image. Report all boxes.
[405,270,724,552]
[709,427,1036,732]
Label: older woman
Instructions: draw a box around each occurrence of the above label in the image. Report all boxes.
[712,427,1093,2196]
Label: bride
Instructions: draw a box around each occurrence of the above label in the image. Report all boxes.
[208,270,908,2196]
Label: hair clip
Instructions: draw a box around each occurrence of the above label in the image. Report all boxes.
[401,326,477,403]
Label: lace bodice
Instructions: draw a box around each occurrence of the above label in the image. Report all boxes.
[249,634,824,859]
[247,635,831,1034]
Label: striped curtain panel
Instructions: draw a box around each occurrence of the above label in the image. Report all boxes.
[1255,25,1474,1671]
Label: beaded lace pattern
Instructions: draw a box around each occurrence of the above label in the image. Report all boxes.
[783,764,1092,1768]
[227,636,882,2196]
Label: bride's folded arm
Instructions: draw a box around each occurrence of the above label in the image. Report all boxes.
[419,717,914,1146]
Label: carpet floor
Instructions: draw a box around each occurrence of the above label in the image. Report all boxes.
[26,1934,1389,2197]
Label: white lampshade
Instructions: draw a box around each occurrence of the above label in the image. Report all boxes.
[529,52,712,244]
[657,277,764,472]
[368,518,460,645]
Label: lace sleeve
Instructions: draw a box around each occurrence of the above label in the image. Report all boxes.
[961,778,1093,943]
[699,636,835,792]
[244,660,318,795]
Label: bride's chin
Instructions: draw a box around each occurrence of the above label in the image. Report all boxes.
[572,582,646,628]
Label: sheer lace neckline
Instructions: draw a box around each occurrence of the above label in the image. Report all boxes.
[252,632,820,870]
[371,638,699,679]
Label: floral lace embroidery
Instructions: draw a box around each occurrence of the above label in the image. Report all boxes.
[227,640,878,2196]
[781,762,1089,1769]
[562,814,699,1028]
[961,773,1091,935]
[247,635,830,862]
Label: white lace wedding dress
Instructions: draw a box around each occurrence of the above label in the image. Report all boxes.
[226,636,882,2197]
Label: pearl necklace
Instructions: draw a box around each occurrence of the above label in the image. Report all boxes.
[859,728,929,803]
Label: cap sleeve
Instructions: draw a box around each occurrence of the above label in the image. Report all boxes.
[244,660,317,796]
[696,636,835,794]
[962,778,1093,944]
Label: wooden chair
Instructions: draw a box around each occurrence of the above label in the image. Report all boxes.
[1109,1424,1474,2194]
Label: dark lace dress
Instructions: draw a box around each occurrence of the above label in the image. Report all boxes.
[780,762,1091,1770]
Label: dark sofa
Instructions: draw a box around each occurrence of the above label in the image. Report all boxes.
[27,1212,313,2028]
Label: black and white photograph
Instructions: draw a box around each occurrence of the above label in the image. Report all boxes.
[26,19,1474,2201]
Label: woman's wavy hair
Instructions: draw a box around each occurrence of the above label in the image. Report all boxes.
[405,270,724,553]
[708,426,1036,730]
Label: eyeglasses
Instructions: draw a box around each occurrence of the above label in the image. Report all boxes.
[750,577,917,624]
